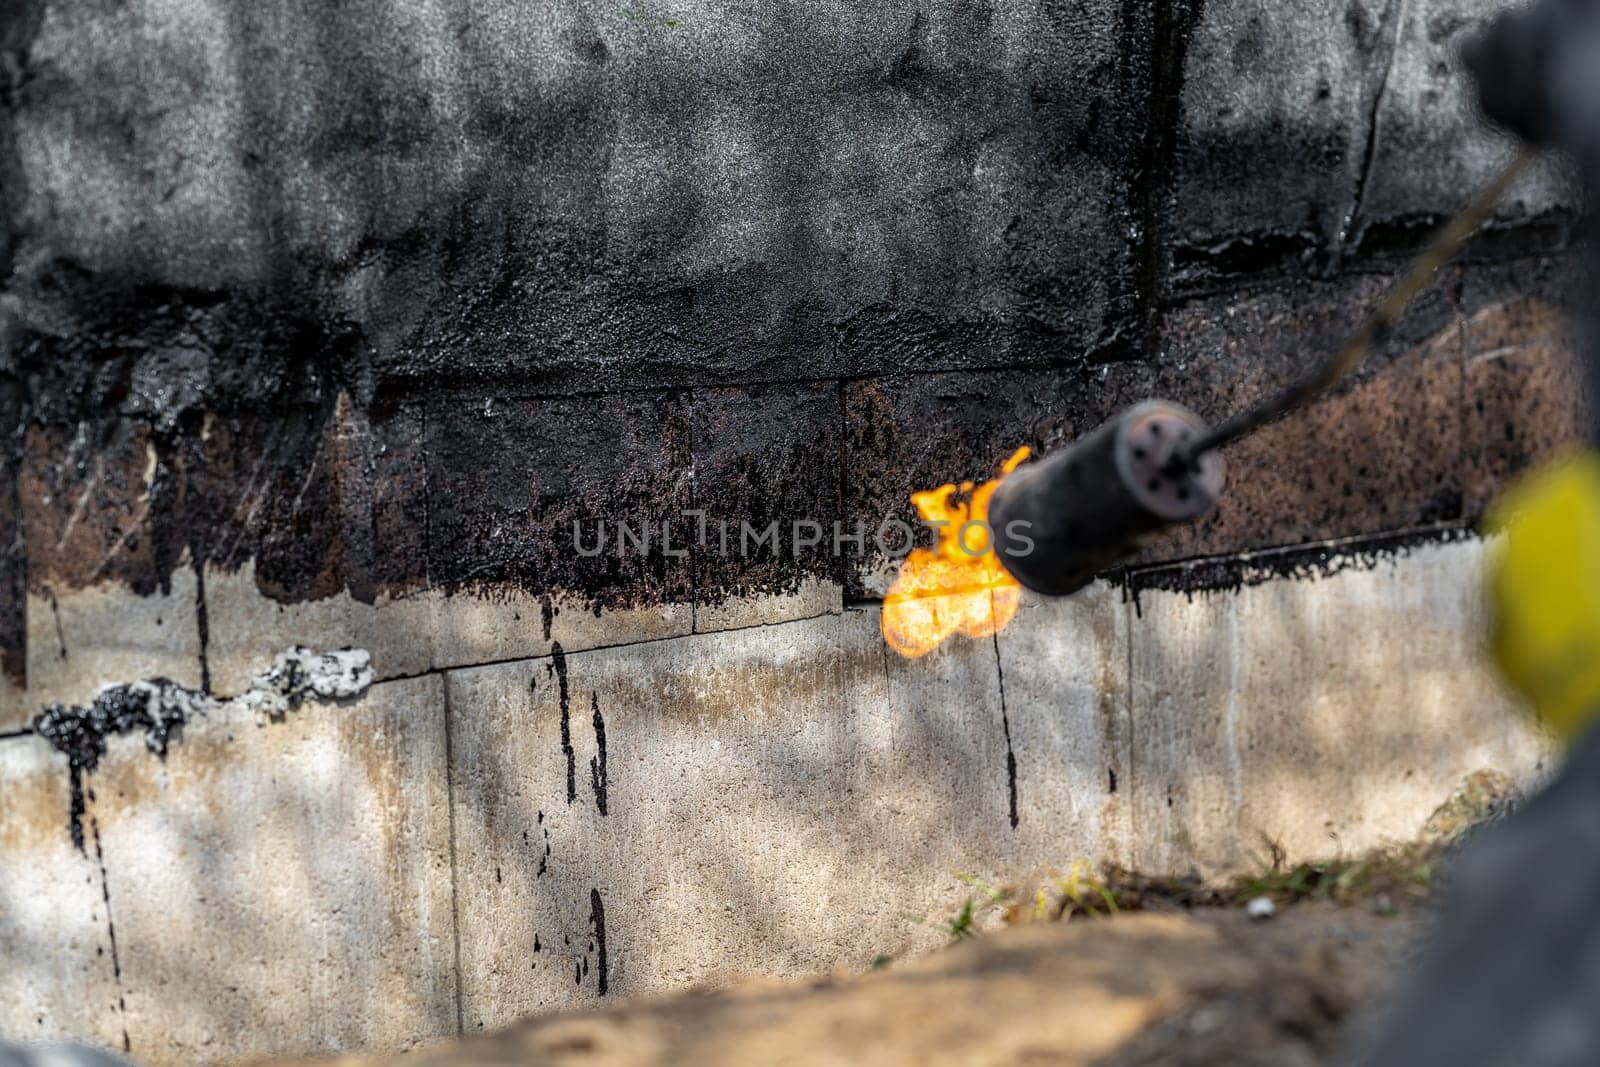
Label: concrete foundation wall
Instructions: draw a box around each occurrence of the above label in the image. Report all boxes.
[0,537,1551,1062]
[0,0,1586,1062]
[0,0,1587,690]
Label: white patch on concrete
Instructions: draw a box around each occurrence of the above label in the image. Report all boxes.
[200,564,436,696]
[31,647,374,731]
[201,565,845,695]
[235,646,375,723]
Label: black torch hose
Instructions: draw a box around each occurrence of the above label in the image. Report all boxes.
[1167,149,1537,474]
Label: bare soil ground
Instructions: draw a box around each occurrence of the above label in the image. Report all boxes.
[275,899,1422,1067]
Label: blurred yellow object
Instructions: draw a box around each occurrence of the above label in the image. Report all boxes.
[1487,451,1600,743]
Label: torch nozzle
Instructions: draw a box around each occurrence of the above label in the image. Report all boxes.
[987,401,1225,596]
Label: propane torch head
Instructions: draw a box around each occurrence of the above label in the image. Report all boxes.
[986,400,1226,596]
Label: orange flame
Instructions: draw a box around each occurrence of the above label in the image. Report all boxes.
[881,446,1032,658]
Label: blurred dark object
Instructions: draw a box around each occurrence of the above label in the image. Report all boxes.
[988,401,1224,596]
[1464,0,1600,153]
[1364,4,1600,1061]
[1466,0,1600,439]
[0,1042,130,1067]
[1362,725,1600,1065]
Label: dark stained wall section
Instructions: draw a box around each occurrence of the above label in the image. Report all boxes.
[0,0,1587,637]
[426,391,694,606]
[10,0,1151,392]
[0,376,21,689]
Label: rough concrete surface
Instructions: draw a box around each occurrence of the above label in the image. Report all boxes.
[1169,0,1576,287]
[0,741,125,1054]
[1128,537,1549,876]
[199,563,698,699]
[445,610,1026,1030]
[1171,0,1389,273]
[0,536,1555,1064]
[1356,0,1578,254]
[0,674,458,1065]
[21,575,203,723]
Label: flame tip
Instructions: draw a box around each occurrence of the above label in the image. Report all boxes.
[881,446,1029,658]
